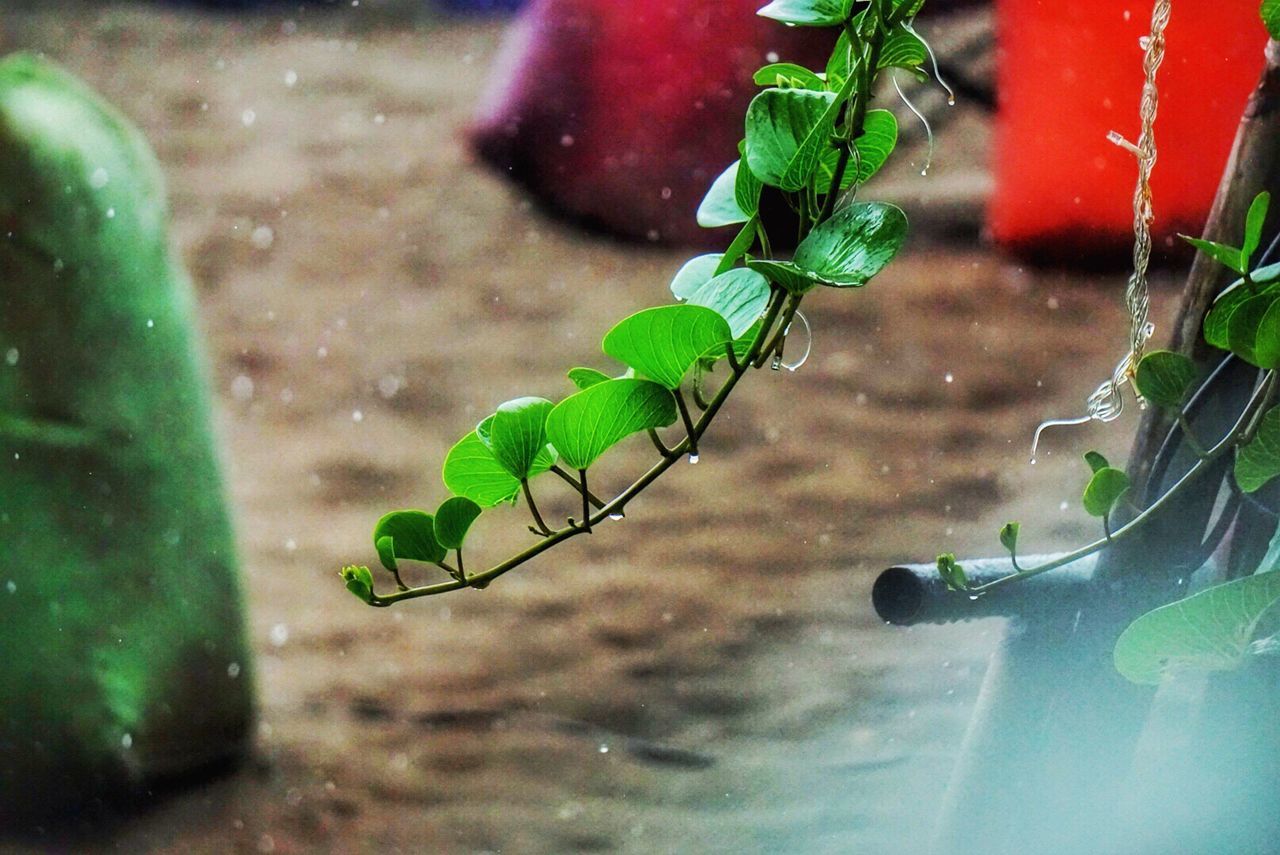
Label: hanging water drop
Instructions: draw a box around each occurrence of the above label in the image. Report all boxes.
[770,354,782,371]
[608,512,625,521]
[688,453,700,465]
[781,311,812,372]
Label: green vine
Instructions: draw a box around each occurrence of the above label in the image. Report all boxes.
[341,0,945,607]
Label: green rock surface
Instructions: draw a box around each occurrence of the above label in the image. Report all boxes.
[0,54,252,822]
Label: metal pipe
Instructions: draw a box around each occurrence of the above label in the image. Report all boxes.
[872,554,1099,625]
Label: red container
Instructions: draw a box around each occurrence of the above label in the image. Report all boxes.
[990,0,1267,262]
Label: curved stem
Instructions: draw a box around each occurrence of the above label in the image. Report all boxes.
[522,478,553,536]
[550,464,605,509]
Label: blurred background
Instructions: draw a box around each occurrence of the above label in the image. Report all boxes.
[0,0,1228,851]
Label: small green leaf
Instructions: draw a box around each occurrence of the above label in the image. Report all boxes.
[1242,191,1270,268]
[745,88,841,192]
[716,216,760,276]
[999,522,1020,557]
[340,565,374,603]
[372,510,447,569]
[1114,570,1280,685]
[1083,450,1110,474]
[433,496,482,551]
[443,420,555,507]
[825,29,856,91]
[750,201,908,293]
[697,161,751,228]
[1133,350,1198,408]
[567,367,611,390]
[1082,467,1131,518]
[603,305,732,389]
[545,378,677,470]
[1182,235,1244,275]
[757,0,846,26]
[753,62,826,90]
[814,109,898,191]
[485,396,556,480]
[936,552,968,592]
[1236,406,1280,493]
[670,253,723,300]
[734,141,763,219]
[683,268,771,338]
[1227,292,1280,366]
[1264,0,1280,39]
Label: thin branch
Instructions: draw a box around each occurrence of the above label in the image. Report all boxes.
[549,464,606,509]
[522,478,553,536]
[674,389,699,459]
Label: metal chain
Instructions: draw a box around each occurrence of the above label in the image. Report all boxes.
[1031,0,1171,459]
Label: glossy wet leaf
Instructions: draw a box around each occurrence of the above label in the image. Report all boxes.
[670,253,723,300]
[753,62,825,91]
[734,141,763,218]
[683,268,771,338]
[1084,450,1110,474]
[1236,406,1280,493]
[443,421,554,507]
[999,522,1020,557]
[697,161,751,228]
[1114,570,1280,685]
[750,201,908,292]
[1134,350,1198,408]
[815,109,898,191]
[745,88,840,192]
[825,29,856,91]
[1242,191,1270,267]
[567,367,610,390]
[603,305,732,389]
[1082,467,1130,518]
[485,396,555,480]
[1182,235,1244,274]
[340,565,374,603]
[372,509,447,569]
[545,378,677,470]
[433,496,482,551]
[757,0,846,26]
[1227,292,1280,366]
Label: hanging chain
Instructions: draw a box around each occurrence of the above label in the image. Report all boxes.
[1031,0,1171,460]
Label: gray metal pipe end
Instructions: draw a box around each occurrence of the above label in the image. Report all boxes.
[873,565,927,625]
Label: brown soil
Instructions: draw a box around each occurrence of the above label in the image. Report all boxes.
[2,4,1182,853]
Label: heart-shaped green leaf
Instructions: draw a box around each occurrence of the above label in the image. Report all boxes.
[567,367,611,390]
[373,510,447,569]
[936,552,968,592]
[814,109,898,192]
[745,88,840,192]
[1203,267,1280,349]
[1227,292,1280,366]
[753,62,825,90]
[546,378,677,470]
[1114,570,1280,685]
[999,522,1020,556]
[434,496,482,551]
[484,396,555,480]
[1236,406,1280,493]
[1264,0,1280,39]
[697,161,751,228]
[443,420,555,507]
[1082,467,1130,518]
[603,305,732,389]
[750,201,907,292]
[1084,450,1110,474]
[670,253,723,300]
[757,0,846,26]
[683,268,771,338]
[1134,350,1198,408]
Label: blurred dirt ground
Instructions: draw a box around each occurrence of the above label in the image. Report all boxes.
[1,3,1185,853]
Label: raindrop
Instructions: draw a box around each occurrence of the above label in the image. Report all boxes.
[560,134,575,147]
[241,108,257,127]
[227,662,241,678]
[284,69,298,87]
[90,168,109,189]
[659,186,672,200]
[1138,35,1151,51]
[944,372,954,384]
[250,225,275,250]
[770,354,782,371]
[688,453,700,464]
[146,318,154,329]
[765,50,780,63]
[352,410,364,423]
[121,733,133,749]
[4,348,18,366]
[231,375,255,401]
[968,594,980,601]
[105,208,115,219]
[608,512,625,521]
[781,311,812,372]
[598,744,609,754]
[284,538,298,552]
[5,580,15,594]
